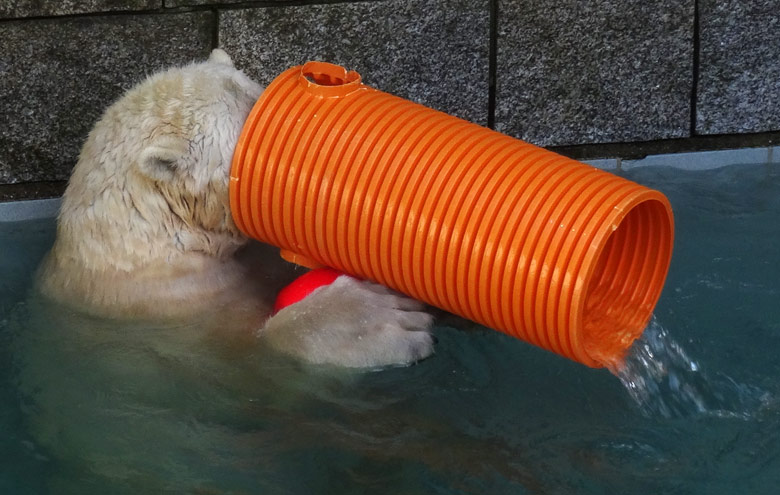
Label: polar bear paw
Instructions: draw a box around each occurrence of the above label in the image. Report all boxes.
[259,276,435,368]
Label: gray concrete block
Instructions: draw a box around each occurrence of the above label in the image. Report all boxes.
[0,13,214,184]
[697,0,780,135]
[0,0,160,18]
[495,0,694,147]
[218,0,490,126]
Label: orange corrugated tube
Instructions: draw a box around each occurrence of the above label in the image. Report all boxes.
[229,62,675,368]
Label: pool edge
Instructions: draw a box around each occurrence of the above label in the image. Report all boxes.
[0,147,776,218]
[0,198,61,222]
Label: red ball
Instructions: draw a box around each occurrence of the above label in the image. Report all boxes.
[273,267,345,315]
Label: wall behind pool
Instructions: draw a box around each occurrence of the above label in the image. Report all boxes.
[1,0,779,201]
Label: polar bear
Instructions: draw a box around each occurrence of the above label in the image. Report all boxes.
[35,49,434,368]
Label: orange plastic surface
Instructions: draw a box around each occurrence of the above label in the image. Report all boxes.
[229,61,675,368]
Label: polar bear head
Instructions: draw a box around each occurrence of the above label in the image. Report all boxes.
[55,49,263,272]
[38,50,265,314]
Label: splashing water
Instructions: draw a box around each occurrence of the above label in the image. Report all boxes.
[610,316,770,419]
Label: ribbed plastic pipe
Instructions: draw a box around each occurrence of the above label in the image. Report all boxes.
[230,62,675,368]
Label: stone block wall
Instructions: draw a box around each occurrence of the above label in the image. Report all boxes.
[1,0,778,199]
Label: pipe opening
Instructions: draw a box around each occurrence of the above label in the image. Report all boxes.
[581,198,673,367]
[304,71,350,86]
[301,62,360,86]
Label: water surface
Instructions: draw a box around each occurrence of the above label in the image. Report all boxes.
[2,163,780,493]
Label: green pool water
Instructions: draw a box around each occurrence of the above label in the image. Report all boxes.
[1,163,779,494]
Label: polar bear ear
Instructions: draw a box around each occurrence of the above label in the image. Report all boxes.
[209,48,234,67]
[138,136,189,182]
[226,70,264,100]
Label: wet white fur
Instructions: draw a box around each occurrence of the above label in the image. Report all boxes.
[36,49,433,368]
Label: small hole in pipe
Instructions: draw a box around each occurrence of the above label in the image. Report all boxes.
[304,72,346,86]
[302,65,360,87]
